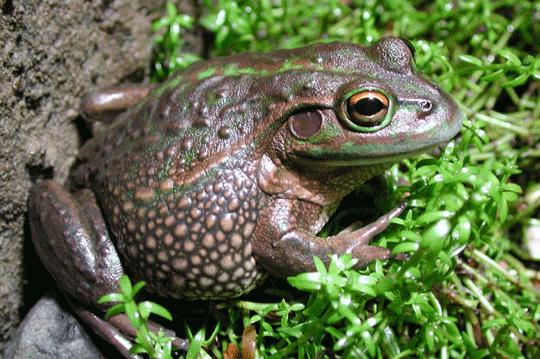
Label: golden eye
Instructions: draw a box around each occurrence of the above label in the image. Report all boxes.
[346,90,389,127]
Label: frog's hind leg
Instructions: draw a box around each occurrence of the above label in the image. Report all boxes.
[28,180,124,308]
[81,84,156,122]
[28,180,188,356]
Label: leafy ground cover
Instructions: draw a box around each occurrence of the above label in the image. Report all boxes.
[104,1,539,358]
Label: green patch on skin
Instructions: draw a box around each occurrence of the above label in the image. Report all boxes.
[340,141,377,155]
[279,61,305,72]
[301,122,343,144]
[157,157,173,181]
[182,147,198,167]
[223,64,268,76]
[303,141,381,159]
[307,146,325,157]
[153,77,181,97]
[197,67,217,80]
[205,90,221,106]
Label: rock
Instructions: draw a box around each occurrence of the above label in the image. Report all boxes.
[0,0,200,348]
[3,293,104,359]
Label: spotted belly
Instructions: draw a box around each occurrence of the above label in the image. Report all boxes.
[105,167,268,299]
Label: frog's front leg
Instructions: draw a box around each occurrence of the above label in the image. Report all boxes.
[252,198,406,277]
[28,181,187,356]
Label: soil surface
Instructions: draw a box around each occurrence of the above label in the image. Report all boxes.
[0,0,200,348]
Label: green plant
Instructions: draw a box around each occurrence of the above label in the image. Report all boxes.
[98,276,175,358]
[101,1,539,357]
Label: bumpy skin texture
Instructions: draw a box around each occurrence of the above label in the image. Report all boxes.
[29,38,462,306]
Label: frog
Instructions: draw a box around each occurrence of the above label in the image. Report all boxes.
[28,37,463,355]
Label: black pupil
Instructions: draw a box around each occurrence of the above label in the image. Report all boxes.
[354,96,384,116]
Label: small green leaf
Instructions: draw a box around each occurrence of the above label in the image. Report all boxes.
[502,183,522,193]
[416,211,455,225]
[186,328,205,359]
[288,272,322,291]
[104,303,126,319]
[132,281,146,297]
[497,49,521,66]
[125,301,141,327]
[119,275,133,297]
[97,293,123,304]
[459,54,483,66]
[502,73,529,87]
[392,242,420,254]
[140,301,173,321]
[480,69,505,82]
[130,343,149,354]
[313,256,328,274]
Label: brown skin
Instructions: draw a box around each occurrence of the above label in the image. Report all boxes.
[28,37,462,355]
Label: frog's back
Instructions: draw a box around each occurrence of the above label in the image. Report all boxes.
[76,42,376,192]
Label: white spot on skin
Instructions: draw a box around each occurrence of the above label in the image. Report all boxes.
[243,243,252,257]
[172,258,188,270]
[216,230,226,241]
[231,233,242,248]
[172,275,185,288]
[191,255,201,265]
[217,272,230,283]
[219,214,234,232]
[203,264,218,276]
[232,267,245,279]
[228,198,240,211]
[183,240,195,252]
[243,222,255,237]
[244,258,256,271]
[221,254,235,270]
[190,208,201,219]
[217,243,228,253]
[199,277,213,287]
[165,215,175,227]
[202,233,215,248]
[174,224,188,237]
[134,188,154,202]
[146,236,157,249]
[157,251,168,262]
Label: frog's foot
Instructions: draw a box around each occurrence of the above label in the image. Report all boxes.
[73,306,137,358]
[81,84,156,122]
[28,180,187,357]
[73,305,189,357]
[335,200,407,267]
[254,199,407,277]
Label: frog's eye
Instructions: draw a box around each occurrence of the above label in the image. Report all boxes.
[346,90,389,127]
[288,109,323,139]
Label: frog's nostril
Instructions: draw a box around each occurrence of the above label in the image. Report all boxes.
[419,100,432,113]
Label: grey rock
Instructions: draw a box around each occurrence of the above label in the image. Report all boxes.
[0,0,199,349]
[3,293,103,359]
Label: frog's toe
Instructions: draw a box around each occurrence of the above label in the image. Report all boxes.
[81,84,156,121]
[351,245,390,267]
[28,180,124,309]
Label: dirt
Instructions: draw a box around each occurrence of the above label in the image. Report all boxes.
[0,0,200,347]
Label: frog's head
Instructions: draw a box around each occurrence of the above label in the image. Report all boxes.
[270,37,463,168]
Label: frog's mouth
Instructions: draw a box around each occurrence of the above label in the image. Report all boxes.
[291,144,440,166]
